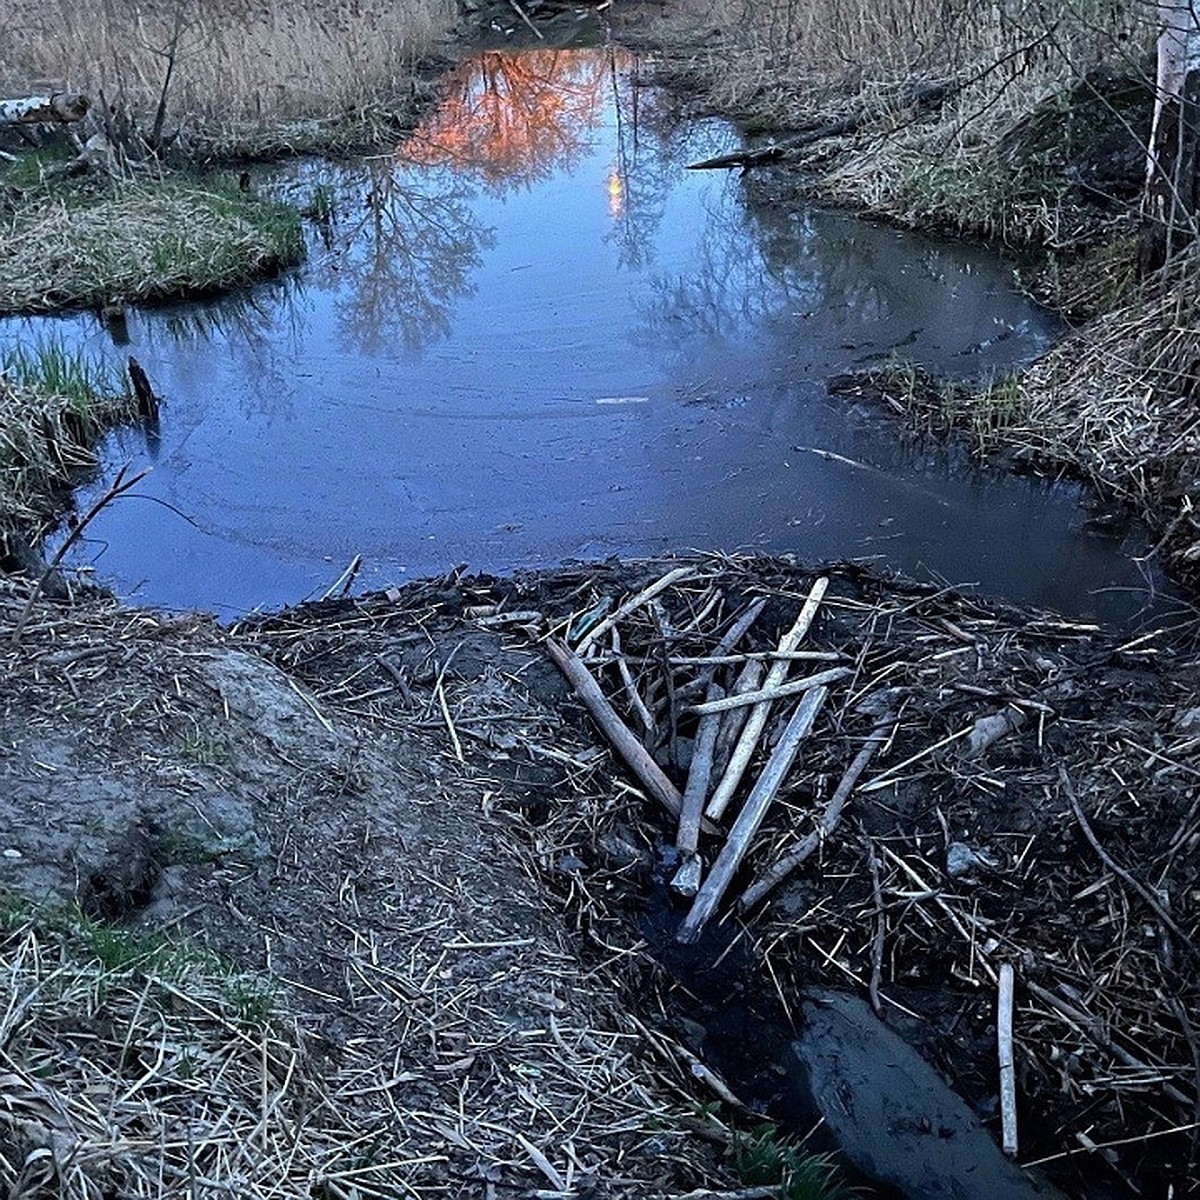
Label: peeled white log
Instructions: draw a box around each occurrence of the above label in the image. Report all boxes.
[0,94,89,125]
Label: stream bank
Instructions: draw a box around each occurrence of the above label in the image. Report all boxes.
[621,1,1200,602]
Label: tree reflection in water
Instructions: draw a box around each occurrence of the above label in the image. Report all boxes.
[401,48,629,190]
[320,161,494,356]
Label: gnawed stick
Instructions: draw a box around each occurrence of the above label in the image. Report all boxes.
[706,577,829,820]
[671,650,843,666]
[678,686,829,944]
[690,666,850,716]
[672,691,723,896]
[670,599,768,896]
[712,659,764,776]
[544,637,684,820]
[998,964,1018,1157]
[574,564,697,654]
[739,717,893,910]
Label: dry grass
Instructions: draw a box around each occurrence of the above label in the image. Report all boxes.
[2,0,458,157]
[0,179,302,313]
[0,372,137,544]
[635,0,1157,243]
[1011,263,1200,565]
[0,574,741,1200]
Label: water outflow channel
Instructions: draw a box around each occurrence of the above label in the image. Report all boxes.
[2,48,1163,621]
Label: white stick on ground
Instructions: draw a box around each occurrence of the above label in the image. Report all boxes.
[689,667,849,716]
[678,685,829,944]
[738,716,893,910]
[705,577,829,820]
[998,963,1018,1157]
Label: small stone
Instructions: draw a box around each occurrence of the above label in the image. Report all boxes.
[946,842,984,877]
[2,848,21,860]
[1175,706,1200,735]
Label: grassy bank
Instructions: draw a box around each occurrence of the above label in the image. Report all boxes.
[0,349,140,568]
[0,173,303,314]
[638,0,1156,246]
[2,0,458,162]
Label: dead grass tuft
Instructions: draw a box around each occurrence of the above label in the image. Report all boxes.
[0,373,138,546]
[1012,265,1200,563]
[3,0,458,156]
[0,179,302,313]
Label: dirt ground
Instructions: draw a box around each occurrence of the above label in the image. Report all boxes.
[1,557,1197,1199]
[0,578,734,1198]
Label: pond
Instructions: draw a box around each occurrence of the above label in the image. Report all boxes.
[0,45,1167,623]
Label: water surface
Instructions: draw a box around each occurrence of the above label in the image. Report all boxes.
[2,47,1164,622]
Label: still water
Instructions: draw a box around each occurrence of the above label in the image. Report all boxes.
[2,47,1165,620]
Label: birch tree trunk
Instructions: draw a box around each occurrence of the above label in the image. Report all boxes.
[0,94,90,125]
[1142,0,1200,269]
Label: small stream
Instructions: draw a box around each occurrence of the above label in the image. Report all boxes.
[0,45,1168,624]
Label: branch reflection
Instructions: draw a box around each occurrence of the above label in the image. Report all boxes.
[401,47,632,191]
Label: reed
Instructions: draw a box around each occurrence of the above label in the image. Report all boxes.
[3,0,458,154]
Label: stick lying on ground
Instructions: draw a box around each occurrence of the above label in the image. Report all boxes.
[706,577,829,820]
[739,715,894,910]
[690,666,850,716]
[678,685,830,944]
[998,964,1018,1157]
[544,636,686,821]
[574,564,697,655]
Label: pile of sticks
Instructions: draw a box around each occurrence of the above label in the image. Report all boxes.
[543,567,890,944]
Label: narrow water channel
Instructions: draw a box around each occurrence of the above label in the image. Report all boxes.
[1,46,1166,622]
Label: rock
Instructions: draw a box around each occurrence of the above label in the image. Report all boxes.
[946,841,993,878]
[1174,705,1200,736]
[793,990,1066,1200]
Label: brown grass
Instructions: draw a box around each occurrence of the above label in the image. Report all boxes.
[0,374,138,545]
[635,0,1158,243]
[0,180,303,313]
[2,0,458,154]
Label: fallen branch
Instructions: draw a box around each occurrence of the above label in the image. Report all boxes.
[706,577,829,820]
[0,93,89,125]
[687,79,955,171]
[679,685,829,944]
[545,637,685,821]
[574,564,698,654]
[739,716,893,910]
[689,666,850,716]
[11,464,150,647]
[998,964,1018,1157]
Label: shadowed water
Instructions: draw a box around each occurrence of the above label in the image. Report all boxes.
[1,47,1168,622]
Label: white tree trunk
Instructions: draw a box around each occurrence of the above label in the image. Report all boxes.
[0,94,89,125]
[1144,1,1200,264]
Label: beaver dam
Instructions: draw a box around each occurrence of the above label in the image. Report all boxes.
[0,555,1195,1198]
[1,14,1198,1200]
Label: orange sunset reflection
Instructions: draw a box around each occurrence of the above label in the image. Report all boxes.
[399,47,633,193]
